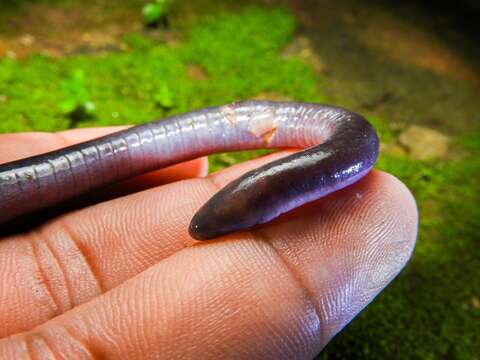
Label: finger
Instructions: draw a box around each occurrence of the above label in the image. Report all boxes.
[0,150,293,337]
[0,171,418,358]
[86,158,209,200]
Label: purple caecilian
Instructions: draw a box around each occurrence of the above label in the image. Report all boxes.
[0,101,379,240]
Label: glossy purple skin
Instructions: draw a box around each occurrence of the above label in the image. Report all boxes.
[0,101,379,240]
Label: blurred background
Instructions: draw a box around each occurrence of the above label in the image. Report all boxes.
[0,0,478,358]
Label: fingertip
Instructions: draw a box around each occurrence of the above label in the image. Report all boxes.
[98,157,209,196]
[149,156,209,183]
[366,170,419,259]
[259,169,419,347]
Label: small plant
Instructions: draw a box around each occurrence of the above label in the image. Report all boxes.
[61,69,96,125]
[142,0,172,28]
[153,84,174,109]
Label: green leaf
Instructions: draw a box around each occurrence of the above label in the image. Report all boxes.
[142,3,164,25]
[153,84,174,109]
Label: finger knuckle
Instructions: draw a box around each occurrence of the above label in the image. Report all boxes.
[29,221,103,314]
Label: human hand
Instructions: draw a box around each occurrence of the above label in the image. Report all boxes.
[0,127,417,359]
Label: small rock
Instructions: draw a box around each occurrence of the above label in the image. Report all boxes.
[380,142,407,157]
[81,32,92,42]
[39,49,64,59]
[281,36,326,73]
[5,50,16,59]
[80,31,116,48]
[471,296,480,309]
[398,125,449,160]
[19,34,35,47]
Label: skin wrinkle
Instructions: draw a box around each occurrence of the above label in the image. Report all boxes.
[59,325,97,359]
[123,279,159,358]
[56,219,104,294]
[251,228,323,351]
[272,224,342,347]
[25,332,58,360]
[22,336,34,360]
[129,280,153,357]
[34,217,110,310]
[28,236,61,317]
[87,304,125,356]
[36,228,74,312]
[110,197,169,273]
[24,230,73,319]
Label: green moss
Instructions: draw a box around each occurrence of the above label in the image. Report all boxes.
[366,115,395,143]
[0,7,318,133]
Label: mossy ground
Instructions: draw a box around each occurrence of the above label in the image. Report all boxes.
[0,1,479,359]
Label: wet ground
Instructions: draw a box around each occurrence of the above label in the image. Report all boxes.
[286,0,480,135]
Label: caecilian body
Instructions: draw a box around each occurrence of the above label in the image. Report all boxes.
[0,101,379,239]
